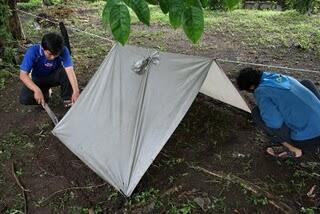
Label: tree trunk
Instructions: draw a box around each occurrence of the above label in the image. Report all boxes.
[8,0,24,40]
[307,0,313,15]
[0,38,5,58]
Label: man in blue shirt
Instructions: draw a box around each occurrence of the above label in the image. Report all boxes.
[19,32,79,107]
[237,67,320,158]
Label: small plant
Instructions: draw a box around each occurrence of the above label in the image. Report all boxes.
[107,191,119,201]
[15,168,23,177]
[162,158,184,167]
[210,196,226,213]
[301,207,317,214]
[169,200,196,214]
[131,188,159,204]
[34,196,46,207]
[248,195,268,206]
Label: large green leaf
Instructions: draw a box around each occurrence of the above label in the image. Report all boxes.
[102,0,121,26]
[131,0,150,25]
[159,0,169,14]
[168,0,185,29]
[224,0,240,11]
[123,0,131,6]
[182,6,204,43]
[109,3,131,45]
[200,0,208,8]
[184,0,202,8]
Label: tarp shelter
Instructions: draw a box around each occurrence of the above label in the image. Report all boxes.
[52,43,250,197]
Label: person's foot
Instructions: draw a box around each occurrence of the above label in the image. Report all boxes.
[266,146,302,159]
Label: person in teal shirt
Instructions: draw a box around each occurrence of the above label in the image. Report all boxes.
[237,67,320,158]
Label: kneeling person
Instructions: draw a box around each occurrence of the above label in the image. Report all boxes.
[237,68,320,158]
[19,32,79,107]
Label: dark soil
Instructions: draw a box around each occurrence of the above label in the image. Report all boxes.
[1,4,320,214]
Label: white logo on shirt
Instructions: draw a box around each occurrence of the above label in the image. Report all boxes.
[44,62,53,67]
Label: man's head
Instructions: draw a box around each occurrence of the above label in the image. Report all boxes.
[236,67,262,93]
[41,33,64,60]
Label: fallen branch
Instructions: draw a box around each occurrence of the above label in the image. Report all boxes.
[11,162,29,214]
[189,165,296,214]
[43,182,107,203]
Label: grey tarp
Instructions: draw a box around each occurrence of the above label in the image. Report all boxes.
[52,43,250,196]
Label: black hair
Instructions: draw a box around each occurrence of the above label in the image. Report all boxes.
[236,67,263,91]
[41,32,64,55]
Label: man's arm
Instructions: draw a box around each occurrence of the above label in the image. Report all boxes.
[255,90,284,129]
[64,66,79,103]
[20,71,45,105]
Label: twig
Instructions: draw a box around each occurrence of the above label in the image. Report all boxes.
[11,162,29,214]
[43,182,107,203]
[189,165,296,214]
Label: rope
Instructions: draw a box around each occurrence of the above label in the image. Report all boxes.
[216,58,320,74]
[16,9,320,74]
[16,9,114,44]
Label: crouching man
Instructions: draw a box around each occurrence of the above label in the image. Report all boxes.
[237,67,320,158]
[19,32,79,107]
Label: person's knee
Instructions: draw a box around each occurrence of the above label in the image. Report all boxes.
[19,96,31,105]
[19,92,36,105]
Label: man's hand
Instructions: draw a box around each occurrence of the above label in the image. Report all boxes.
[34,89,45,106]
[65,66,80,104]
[71,90,79,103]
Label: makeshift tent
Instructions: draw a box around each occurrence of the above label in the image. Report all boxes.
[52,43,250,197]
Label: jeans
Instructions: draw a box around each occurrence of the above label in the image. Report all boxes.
[19,67,72,105]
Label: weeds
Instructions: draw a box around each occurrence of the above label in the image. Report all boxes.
[0,71,12,90]
[210,196,226,213]
[169,200,196,214]
[129,188,159,205]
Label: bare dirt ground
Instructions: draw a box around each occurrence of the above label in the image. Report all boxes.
[1,4,320,214]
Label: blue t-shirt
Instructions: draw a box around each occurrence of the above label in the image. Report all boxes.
[20,44,73,78]
[254,72,320,141]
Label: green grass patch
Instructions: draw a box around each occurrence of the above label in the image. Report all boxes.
[0,71,12,90]
[17,0,42,10]
[203,9,320,51]
[0,132,32,162]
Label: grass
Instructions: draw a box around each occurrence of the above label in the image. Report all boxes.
[17,0,320,54]
[17,0,42,10]
[203,9,320,51]
[0,71,11,90]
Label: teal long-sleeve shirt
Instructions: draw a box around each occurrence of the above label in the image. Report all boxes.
[254,72,320,141]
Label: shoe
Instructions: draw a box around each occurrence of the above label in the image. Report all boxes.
[63,100,72,108]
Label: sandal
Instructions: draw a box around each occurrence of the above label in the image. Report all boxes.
[266,146,301,159]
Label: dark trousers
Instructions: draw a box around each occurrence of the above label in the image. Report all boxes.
[19,67,72,105]
[252,80,320,151]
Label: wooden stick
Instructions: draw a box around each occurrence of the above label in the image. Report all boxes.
[43,182,107,203]
[189,165,295,214]
[11,162,29,214]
